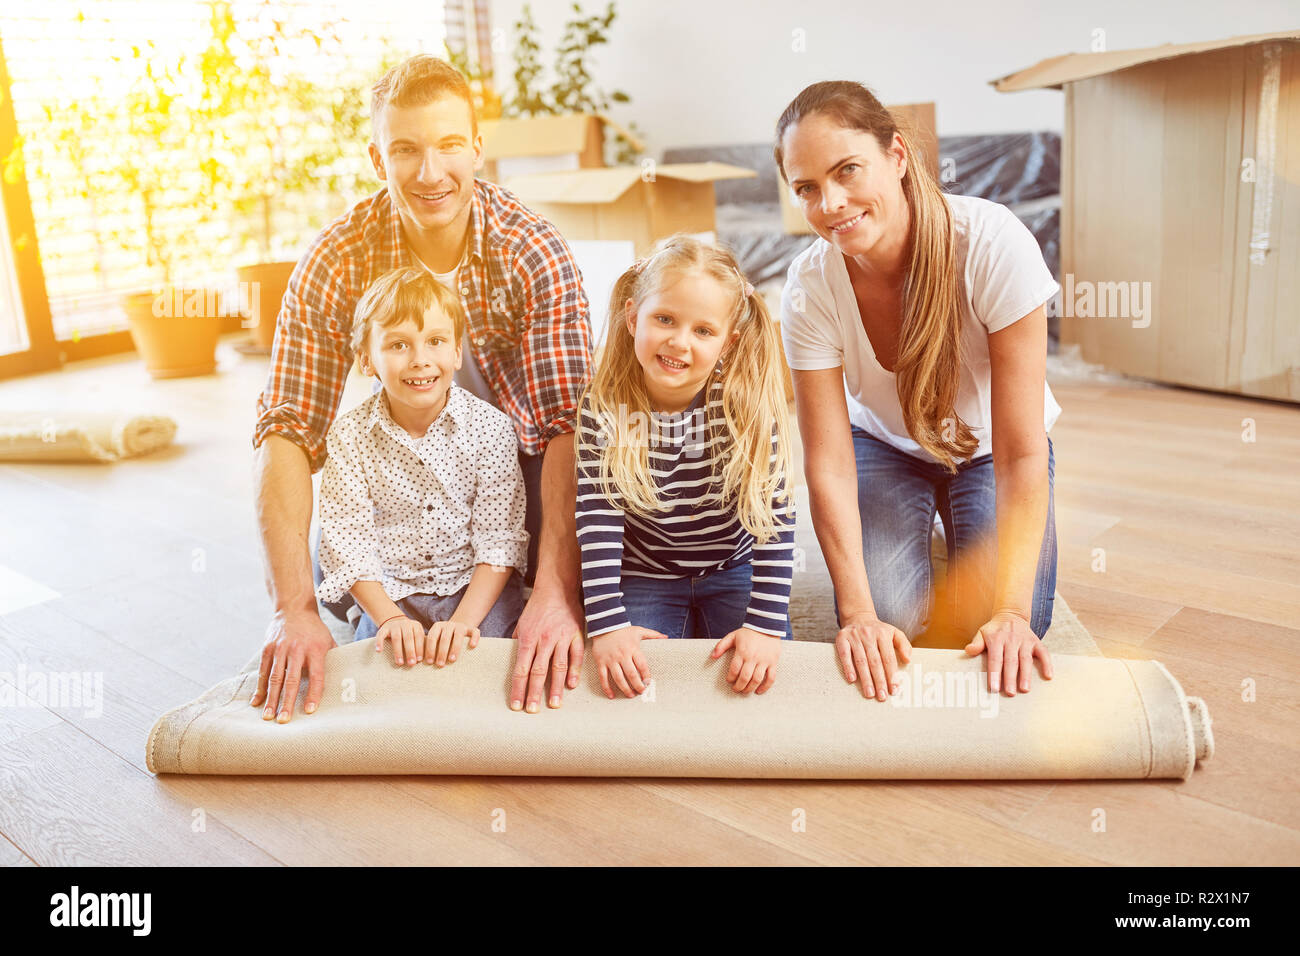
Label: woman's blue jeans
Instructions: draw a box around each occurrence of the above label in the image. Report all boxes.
[849,427,1057,641]
[619,561,794,641]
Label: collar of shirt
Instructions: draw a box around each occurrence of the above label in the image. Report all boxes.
[366,384,471,450]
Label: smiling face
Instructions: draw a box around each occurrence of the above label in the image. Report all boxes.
[359,307,464,434]
[625,270,739,413]
[780,112,909,268]
[368,95,483,258]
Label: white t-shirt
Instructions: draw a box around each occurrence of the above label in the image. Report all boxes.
[780,193,1061,463]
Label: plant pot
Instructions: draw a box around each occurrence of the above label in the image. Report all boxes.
[235,260,296,351]
[124,289,223,379]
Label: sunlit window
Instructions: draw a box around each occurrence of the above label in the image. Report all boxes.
[1,0,453,339]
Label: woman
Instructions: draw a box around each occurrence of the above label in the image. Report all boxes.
[775,81,1058,702]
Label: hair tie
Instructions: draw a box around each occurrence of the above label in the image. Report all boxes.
[734,267,754,299]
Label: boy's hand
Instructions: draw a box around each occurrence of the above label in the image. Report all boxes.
[426,620,481,667]
[711,627,782,695]
[375,615,426,667]
[592,625,667,699]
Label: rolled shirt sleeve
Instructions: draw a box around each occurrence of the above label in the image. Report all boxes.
[514,227,593,453]
[253,248,354,474]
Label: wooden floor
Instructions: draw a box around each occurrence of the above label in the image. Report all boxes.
[0,336,1297,865]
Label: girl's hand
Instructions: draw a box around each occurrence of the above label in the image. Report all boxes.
[965,610,1053,695]
[711,627,782,695]
[591,625,667,699]
[425,620,481,667]
[835,613,912,701]
[375,615,426,667]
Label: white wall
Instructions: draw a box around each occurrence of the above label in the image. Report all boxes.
[487,0,1298,157]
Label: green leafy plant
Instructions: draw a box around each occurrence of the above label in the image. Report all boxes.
[498,1,641,164]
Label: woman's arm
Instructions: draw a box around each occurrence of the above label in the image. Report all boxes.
[792,367,911,700]
[792,367,874,618]
[966,303,1054,694]
[987,304,1051,618]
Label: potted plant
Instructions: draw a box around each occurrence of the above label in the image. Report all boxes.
[109,40,228,379]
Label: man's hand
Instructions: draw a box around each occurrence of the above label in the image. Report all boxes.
[252,608,336,722]
[509,588,584,713]
[964,610,1053,695]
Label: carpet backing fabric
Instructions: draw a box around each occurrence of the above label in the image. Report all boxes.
[0,410,177,462]
[147,636,1213,780]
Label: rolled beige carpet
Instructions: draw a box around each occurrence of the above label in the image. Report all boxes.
[147,638,1212,780]
[0,410,177,462]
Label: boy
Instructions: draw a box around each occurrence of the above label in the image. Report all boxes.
[316,267,528,667]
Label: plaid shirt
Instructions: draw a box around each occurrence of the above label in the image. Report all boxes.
[254,179,592,471]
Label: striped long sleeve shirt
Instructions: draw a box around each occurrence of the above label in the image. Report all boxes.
[576,380,796,638]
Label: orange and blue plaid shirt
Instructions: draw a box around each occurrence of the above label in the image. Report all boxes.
[253,179,592,472]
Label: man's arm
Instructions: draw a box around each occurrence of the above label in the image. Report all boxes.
[509,431,584,713]
[250,242,354,721]
[506,224,593,712]
[250,435,336,721]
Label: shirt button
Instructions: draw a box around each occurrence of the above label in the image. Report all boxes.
[459,286,470,295]
[425,554,433,562]
[474,336,485,346]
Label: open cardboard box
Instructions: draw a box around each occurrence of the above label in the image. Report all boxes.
[505,161,757,257]
[479,113,643,182]
[994,29,1300,402]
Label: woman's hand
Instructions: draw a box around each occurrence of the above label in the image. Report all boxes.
[965,610,1053,694]
[711,627,783,695]
[591,625,668,699]
[426,620,481,667]
[835,613,912,701]
[375,615,426,667]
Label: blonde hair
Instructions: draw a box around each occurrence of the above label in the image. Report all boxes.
[351,267,467,360]
[582,235,792,544]
[774,81,977,471]
[370,54,477,136]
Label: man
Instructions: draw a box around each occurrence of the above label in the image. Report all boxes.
[250,54,590,722]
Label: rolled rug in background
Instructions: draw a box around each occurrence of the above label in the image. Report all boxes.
[147,639,1213,780]
[0,410,177,462]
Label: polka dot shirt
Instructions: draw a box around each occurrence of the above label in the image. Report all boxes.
[316,384,529,605]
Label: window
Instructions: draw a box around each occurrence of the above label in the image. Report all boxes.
[0,0,464,349]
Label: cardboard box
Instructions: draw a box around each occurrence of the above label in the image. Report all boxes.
[995,29,1300,402]
[779,101,940,235]
[478,113,642,182]
[505,162,757,257]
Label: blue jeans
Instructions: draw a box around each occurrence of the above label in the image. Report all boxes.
[618,561,794,641]
[353,573,525,642]
[848,427,1057,640]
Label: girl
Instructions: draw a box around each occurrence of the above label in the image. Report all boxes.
[774,81,1058,702]
[576,236,796,700]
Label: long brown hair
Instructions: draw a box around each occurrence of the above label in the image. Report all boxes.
[774,81,976,470]
[583,235,793,543]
